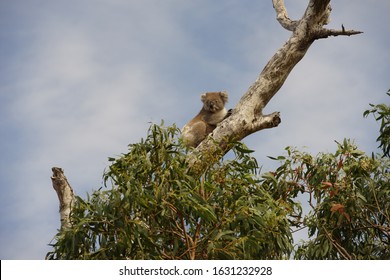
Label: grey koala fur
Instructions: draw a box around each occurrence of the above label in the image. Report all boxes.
[181,91,229,147]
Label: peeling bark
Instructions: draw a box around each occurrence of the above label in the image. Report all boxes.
[187,0,362,175]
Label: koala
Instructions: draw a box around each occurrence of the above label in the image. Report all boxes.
[181,91,229,148]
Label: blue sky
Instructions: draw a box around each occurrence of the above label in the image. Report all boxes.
[0,0,389,259]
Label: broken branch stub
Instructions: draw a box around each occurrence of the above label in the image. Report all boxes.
[51,167,75,230]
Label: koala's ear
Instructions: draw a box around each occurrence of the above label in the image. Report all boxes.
[201,93,207,103]
[220,91,228,103]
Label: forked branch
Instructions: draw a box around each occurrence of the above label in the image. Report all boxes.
[187,0,362,175]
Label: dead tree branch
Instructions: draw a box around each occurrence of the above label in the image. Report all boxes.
[51,167,75,230]
[187,0,362,175]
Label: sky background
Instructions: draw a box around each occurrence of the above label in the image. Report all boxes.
[0,0,389,259]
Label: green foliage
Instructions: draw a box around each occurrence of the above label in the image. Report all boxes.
[47,93,389,260]
[262,92,390,259]
[47,123,293,260]
[364,89,390,157]
[265,140,389,259]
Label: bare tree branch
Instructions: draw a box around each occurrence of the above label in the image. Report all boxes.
[273,0,299,31]
[187,0,362,175]
[315,26,364,39]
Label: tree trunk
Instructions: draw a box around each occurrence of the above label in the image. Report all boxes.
[187,0,362,175]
